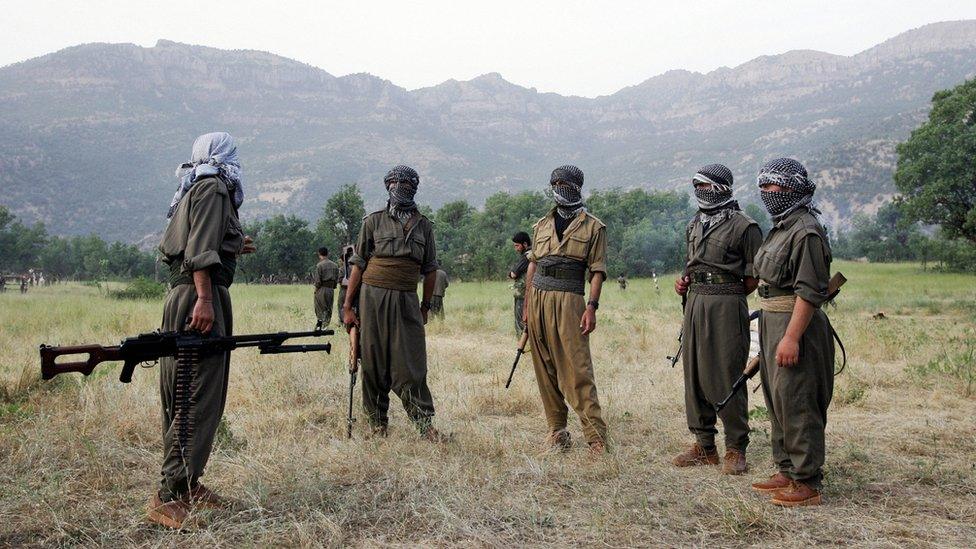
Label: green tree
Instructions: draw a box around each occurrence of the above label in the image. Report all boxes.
[315,183,365,251]
[243,215,316,280]
[895,77,976,244]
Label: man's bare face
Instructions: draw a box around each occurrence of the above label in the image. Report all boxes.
[514,243,527,253]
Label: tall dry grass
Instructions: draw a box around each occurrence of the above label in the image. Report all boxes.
[1,261,974,546]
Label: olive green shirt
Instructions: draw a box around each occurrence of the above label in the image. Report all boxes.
[350,210,438,274]
[158,177,243,273]
[685,211,763,279]
[529,209,608,279]
[314,259,340,289]
[753,209,832,307]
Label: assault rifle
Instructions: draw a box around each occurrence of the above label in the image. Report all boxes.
[346,325,360,438]
[505,330,530,388]
[713,272,849,411]
[40,329,334,383]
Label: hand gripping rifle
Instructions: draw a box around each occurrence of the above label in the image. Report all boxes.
[40,329,334,383]
[505,330,530,388]
[346,325,360,438]
[714,272,849,411]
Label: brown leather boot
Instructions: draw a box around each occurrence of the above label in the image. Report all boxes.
[147,493,191,529]
[421,426,453,443]
[751,472,792,494]
[672,443,719,467]
[188,483,227,510]
[369,424,388,438]
[721,449,748,475]
[544,429,572,452]
[770,481,822,507]
[588,440,606,457]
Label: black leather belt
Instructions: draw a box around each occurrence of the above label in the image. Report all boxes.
[690,271,741,285]
[757,284,794,298]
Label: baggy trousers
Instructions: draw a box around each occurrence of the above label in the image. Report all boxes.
[759,308,834,489]
[314,286,335,325]
[359,283,435,430]
[527,288,607,444]
[681,290,751,451]
[159,284,232,501]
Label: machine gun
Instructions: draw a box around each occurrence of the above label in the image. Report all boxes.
[40,329,334,383]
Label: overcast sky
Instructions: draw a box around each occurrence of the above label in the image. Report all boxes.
[3,1,976,97]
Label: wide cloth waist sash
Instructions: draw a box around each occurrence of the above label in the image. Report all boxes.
[757,283,796,312]
[688,267,744,295]
[363,256,421,291]
[532,256,586,295]
[168,254,236,288]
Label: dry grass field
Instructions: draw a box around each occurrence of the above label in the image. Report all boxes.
[1,261,975,547]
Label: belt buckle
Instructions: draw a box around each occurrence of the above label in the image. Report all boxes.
[758,285,769,298]
[704,272,714,284]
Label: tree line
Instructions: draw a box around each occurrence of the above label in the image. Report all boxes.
[3,74,975,281]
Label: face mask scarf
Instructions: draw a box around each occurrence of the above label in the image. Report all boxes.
[550,165,586,219]
[756,157,818,223]
[384,165,420,222]
[170,132,244,218]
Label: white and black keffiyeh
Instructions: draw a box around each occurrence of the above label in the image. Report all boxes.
[170,132,244,218]
[550,165,586,219]
[692,163,738,226]
[384,165,420,221]
[757,158,819,222]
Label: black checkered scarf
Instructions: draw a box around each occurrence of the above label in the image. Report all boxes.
[692,164,739,226]
[384,165,420,222]
[550,165,586,219]
[757,158,820,222]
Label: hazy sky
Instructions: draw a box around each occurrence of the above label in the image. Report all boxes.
[4,1,976,97]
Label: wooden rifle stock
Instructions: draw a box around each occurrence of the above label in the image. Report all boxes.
[40,344,124,380]
[505,330,530,388]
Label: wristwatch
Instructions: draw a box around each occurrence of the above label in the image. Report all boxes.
[587,300,599,310]
[421,300,432,312]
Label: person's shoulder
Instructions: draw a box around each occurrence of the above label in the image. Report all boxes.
[583,211,606,230]
[189,176,228,197]
[792,211,827,242]
[532,212,552,229]
[364,208,386,221]
[733,210,759,227]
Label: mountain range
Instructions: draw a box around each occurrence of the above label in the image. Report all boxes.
[2,20,976,242]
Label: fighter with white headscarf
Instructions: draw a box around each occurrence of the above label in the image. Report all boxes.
[170,132,244,218]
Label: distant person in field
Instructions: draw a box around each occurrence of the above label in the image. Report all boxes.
[152,132,256,528]
[312,246,340,330]
[342,165,447,442]
[672,164,762,475]
[337,245,355,321]
[508,231,532,335]
[617,274,627,290]
[749,158,834,507]
[430,268,449,319]
[523,165,609,456]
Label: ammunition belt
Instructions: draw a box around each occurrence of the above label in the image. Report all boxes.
[688,269,744,295]
[533,256,586,295]
[173,345,200,462]
[757,283,794,299]
[168,254,236,288]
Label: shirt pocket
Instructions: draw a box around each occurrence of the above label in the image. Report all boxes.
[375,235,397,257]
[757,244,790,285]
[533,235,552,259]
[409,232,427,262]
[702,233,730,264]
[563,233,590,261]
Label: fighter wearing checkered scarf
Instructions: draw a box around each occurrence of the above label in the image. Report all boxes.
[521,165,610,455]
[672,163,762,475]
[749,157,836,508]
[342,165,448,442]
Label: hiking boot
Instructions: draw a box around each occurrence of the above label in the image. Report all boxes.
[188,483,227,510]
[588,440,606,457]
[721,449,748,475]
[672,443,719,467]
[421,426,452,443]
[751,472,792,494]
[368,424,388,438]
[545,429,572,452]
[147,492,192,530]
[770,481,822,507]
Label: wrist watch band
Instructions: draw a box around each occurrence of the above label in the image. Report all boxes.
[587,300,599,310]
[421,300,432,311]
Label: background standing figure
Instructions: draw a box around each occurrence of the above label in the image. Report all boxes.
[749,157,835,508]
[152,131,255,529]
[313,247,340,330]
[672,163,762,476]
[508,231,532,335]
[430,268,449,319]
